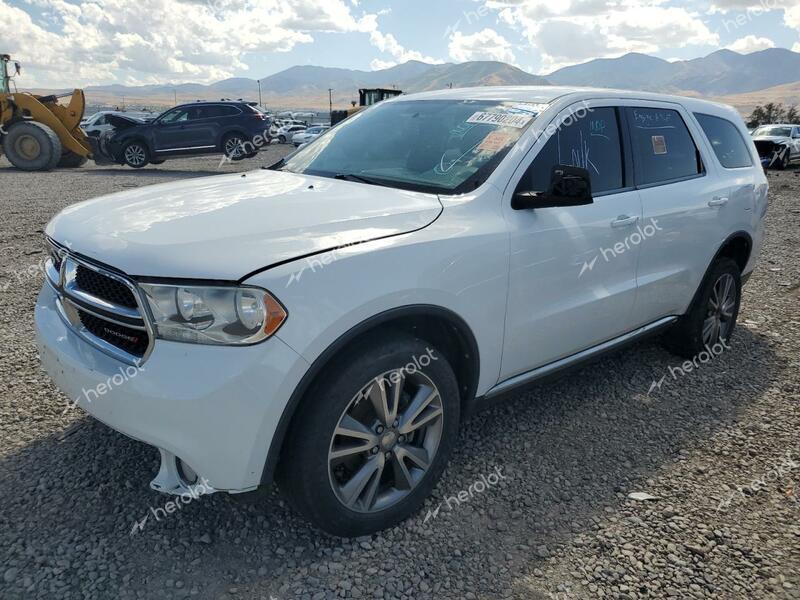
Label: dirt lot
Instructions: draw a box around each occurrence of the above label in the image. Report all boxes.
[0,153,799,600]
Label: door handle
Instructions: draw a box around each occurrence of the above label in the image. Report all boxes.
[611,215,638,228]
[708,197,729,207]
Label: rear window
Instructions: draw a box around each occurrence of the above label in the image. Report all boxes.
[694,113,752,169]
[626,108,703,186]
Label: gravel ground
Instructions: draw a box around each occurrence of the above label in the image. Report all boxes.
[0,152,799,600]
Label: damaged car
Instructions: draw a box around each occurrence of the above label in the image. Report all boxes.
[92,101,270,168]
[751,124,800,169]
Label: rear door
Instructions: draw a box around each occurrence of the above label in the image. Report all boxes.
[499,103,643,379]
[623,103,728,326]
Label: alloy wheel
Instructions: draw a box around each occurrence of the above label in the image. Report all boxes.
[225,137,244,158]
[328,369,444,513]
[124,144,146,167]
[703,272,737,346]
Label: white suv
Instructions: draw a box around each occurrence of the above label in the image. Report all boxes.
[36,87,767,536]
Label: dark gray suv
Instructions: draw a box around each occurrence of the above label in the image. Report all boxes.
[103,101,270,168]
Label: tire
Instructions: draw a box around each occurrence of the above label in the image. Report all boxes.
[278,135,286,144]
[222,133,248,161]
[151,159,165,165]
[57,151,88,168]
[663,257,741,358]
[3,121,62,171]
[122,140,149,168]
[279,333,460,537]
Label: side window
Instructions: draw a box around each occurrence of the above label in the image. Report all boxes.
[626,107,702,185]
[219,106,241,117]
[694,113,752,169]
[159,108,189,124]
[519,106,623,195]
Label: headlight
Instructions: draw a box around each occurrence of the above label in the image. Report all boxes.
[139,283,287,345]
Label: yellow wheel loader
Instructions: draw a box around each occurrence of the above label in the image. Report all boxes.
[0,54,93,170]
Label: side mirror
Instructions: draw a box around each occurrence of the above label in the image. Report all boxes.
[512,165,594,210]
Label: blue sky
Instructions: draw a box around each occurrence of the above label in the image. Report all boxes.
[3,0,800,87]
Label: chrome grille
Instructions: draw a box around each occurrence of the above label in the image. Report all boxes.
[45,240,154,365]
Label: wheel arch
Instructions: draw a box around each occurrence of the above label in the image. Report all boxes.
[686,231,752,314]
[261,304,480,485]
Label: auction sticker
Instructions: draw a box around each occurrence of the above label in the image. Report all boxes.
[477,131,514,152]
[467,111,532,128]
[651,135,667,155]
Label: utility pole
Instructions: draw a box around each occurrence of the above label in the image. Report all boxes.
[257,79,262,109]
[173,89,177,105]
[328,88,333,124]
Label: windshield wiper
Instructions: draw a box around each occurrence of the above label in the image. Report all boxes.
[263,157,285,171]
[332,173,386,187]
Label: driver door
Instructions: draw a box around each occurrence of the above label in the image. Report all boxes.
[499,104,643,380]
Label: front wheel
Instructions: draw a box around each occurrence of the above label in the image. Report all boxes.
[278,135,286,144]
[122,141,149,168]
[279,334,460,537]
[663,257,741,358]
[3,121,62,171]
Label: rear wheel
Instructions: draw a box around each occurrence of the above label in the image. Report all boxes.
[3,121,62,171]
[151,159,165,165]
[278,135,286,144]
[279,334,460,537]
[663,257,741,358]
[122,141,149,168]
[57,151,88,168]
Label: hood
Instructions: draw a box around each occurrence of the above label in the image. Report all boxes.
[46,169,442,280]
[105,114,147,130]
[751,135,791,143]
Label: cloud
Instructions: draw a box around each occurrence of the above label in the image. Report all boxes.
[364,23,443,68]
[726,35,776,52]
[0,0,377,87]
[483,0,719,73]
[448,28,516,63]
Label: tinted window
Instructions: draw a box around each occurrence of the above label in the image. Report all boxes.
[626,108,702,185]
[159,108,189,123]
[519,107,623,194]
[694,113,752,169]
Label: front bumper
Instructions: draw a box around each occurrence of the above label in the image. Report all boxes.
[35,283,309,493]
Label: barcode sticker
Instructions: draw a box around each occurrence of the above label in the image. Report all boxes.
[466,111,532,128]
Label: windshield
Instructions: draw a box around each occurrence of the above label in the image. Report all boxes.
[276,99,543,194]
[753,126,792,137]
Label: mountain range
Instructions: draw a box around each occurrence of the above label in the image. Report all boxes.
[28,48,800,114]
